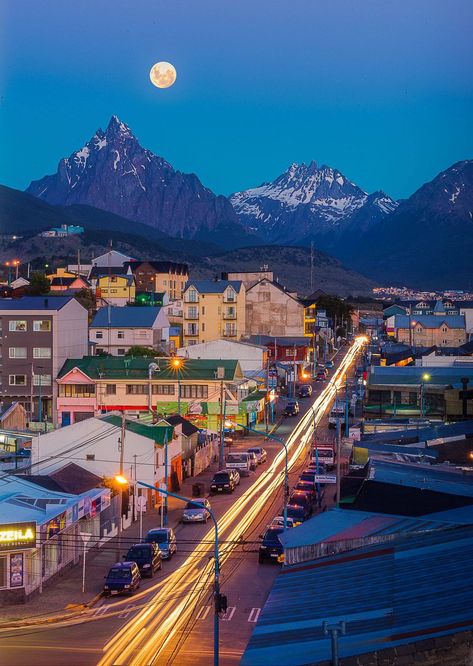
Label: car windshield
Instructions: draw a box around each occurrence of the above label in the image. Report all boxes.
[248,448,260,454]
[147,532,167,543]
[287,506,304,518]
[263,529,283,543]
[227,454,247,463]
[108,568,131,579]
[185,501,205,509]
[126,546,150,559]
[213,473,229,482]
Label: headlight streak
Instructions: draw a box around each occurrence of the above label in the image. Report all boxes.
[98,342,362,666]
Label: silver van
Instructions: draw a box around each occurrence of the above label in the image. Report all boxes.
[226,451,252,477]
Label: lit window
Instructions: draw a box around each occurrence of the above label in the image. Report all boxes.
[33,320,51,332]
[9,320,27,332]
[33,374,51,386]
[9,375,27,386]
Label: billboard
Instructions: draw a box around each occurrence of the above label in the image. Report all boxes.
[0,522,37,551]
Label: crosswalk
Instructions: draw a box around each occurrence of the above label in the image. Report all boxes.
[196,605,261,623]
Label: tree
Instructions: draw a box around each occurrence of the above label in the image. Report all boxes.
[316,295,354,322]
[125,346,166,358]
[25,271,50,295]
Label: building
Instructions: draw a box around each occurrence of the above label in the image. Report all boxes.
[90,306,170,356]
[182,279,245,346]
[90,249,134,268]
[49,276,89,292]
[56,356,244,429]
[125,261,189,301]
[244,278,305,338]
[177,339,268,373]
[389,310,467,348]
[0,402,27,431]
[95,273,136,306]
[0,474,109,603]
[245,335,311,390]
[40,224,84,238]
[222,269,274,289]
[0,296,89,424]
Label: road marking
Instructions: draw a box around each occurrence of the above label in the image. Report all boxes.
[93,605,108,616]
[248,607,261,623]
[118,604,134,619]
[196,605,211,621]
[221,606,236,621]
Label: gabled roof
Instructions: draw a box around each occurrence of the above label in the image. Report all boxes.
[394,314,465,329]
[125,260,188,275]
[246,277,301,303]
[184,279,243,294]
[97,274,134,286]
[90,306,162,328]
[50,276,88,287]
[22,463,103,494]
[102,415,173,445]
[0,296,79,311]
[58,356,241,381]
[164,414,200,437]
[89,266,131,280]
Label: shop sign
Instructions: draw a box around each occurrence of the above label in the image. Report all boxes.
[10,553,24,587]
[45,511,66,540]
[0,522,36,551]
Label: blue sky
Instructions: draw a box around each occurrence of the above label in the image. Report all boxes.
[1,0,472,199]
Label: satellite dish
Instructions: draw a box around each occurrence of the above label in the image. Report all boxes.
[149,362,159,373]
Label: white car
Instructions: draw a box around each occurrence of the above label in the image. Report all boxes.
[271,516,295,528]
[182,498,211,523]
[247,447,267,464]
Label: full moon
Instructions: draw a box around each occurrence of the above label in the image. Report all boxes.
[149,62,177,89]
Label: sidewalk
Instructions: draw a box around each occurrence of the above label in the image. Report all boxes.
[2,421,284,623]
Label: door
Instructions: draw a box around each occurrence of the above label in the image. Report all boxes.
[61,412,71,427]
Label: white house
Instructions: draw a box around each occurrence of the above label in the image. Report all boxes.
[177,338,268,373]
[90,306,170,355]
[90,250,134,268]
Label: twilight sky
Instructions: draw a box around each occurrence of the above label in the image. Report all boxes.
[1,0,472,199]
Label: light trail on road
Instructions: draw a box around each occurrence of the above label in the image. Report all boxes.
[98,339,363,666]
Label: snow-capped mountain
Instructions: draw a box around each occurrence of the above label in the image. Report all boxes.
[26,116,242,240]
[230,161,398,249]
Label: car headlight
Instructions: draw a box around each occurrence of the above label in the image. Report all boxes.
[104,585,109,589]
[143,564,151,568]
[124,584,130,588]
[260,545,267,549]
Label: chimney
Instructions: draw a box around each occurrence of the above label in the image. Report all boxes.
[44,298,48,308]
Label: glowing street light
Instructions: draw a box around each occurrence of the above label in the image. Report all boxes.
[170,356,184,415]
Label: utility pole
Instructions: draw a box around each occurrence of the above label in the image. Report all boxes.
[293,344,297,398]
[116,411,126,561]
[323,621,346,666]
[310,241,314,292]
[163,428,169,525]
[218,376,224,469]
[336,403,341,508]
[265,354,270,434]
[344,374,349,438]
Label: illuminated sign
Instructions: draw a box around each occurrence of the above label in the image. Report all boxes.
[0,522,37,550]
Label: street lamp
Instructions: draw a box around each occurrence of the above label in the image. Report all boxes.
[225,420,290,529]
[115,476,224,666]
[170,357,184,415]
[420,372,431,418]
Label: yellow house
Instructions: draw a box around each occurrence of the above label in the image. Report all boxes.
[182,280,246,346]
[96,274,135,306]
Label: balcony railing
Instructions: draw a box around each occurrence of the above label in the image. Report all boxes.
[186,328,199,336]
[223,329,237,337]
[223,312,236,320]
[184,312,199,320]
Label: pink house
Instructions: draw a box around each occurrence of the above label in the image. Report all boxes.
[57,366,98,426]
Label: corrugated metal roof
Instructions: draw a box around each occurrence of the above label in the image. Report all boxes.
[102,415,173,444]
[368,365,473,388]
[394,313,465,328]
[0,296,76,311]
[368,459,473,497]
[91,306,161,328]
[361,419,473,445]
[242,525,473,666]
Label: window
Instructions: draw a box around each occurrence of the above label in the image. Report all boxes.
[9,320,27,332]
[202,323,205,332]
[9,374,26,386]
[59,384,95,397]
[106,384,116,395]
[202,306,205,315]
[117,331,124,339]
[95,331,103,339]
[9,347,27,358]
[126,384,148,394]
[86,454,95,461]
[187,324,198,335]
[33,374,51,386]
[33,320,51,332]
[187,306,198,319]
[111,276,117,283]
[180,385,208,399]
[225,288,236,302]
[117,348,126,356]
[96,348,104,355]
[187,289,198,303]
[286,348,297,357]
[152,384,175,395]
[33,347,51,359]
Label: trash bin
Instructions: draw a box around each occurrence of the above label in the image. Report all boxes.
[192,482,205,497]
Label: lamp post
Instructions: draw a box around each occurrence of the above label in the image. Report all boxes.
[171,357,183,415]
[226,421,289,529]
[115,476,224,666]
[420,373,431,418]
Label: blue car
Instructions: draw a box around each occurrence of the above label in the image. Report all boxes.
[145,527,177,560]
[103,561,141,596]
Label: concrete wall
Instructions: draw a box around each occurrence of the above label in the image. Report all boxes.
[245,280,304,337]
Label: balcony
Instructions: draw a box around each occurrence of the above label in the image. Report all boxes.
[185,327,199,336]
[223,329,237,337]
[223,312,237,320]
[184,312,199,320]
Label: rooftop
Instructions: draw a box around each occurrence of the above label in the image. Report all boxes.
[91,306,162,328]
[102,415,174,445]
[184,279,243,294]
[394,313,466,329]
[0,295,79,311]
[368,365,473,388]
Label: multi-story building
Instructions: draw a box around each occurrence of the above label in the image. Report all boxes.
[90,306,170,356]
[244,278,305,338]
[95,273,136,306]
[0,296,88,423]
[389,309,467,348]
[126,261,189,301]
[182,279,245,346]
[56,357,243,428]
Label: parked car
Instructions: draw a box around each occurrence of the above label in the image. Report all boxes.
[285,503,310,525]
[316,371,327,382]
[271,516,295,529]
[289,491,314,516]
[298,384,313,398]
[247,451,258,471]
[293,480,317,500]
[182,498,212,523]
[104,561,141,596]
[226,451,252,476]
[145,527,177,560]
[284,400,300,417]
[325,360,334,368]
[299,469,318,484]
[247,446,267,464]
[124,542,162,577]
[259,526,285,564]
[210,469,240,494]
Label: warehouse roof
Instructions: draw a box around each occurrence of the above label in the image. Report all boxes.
[368,459,473,497]
[368,365,473,389]
[242,525,473,666]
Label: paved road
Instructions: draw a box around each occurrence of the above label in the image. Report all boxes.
[0,342,362,666]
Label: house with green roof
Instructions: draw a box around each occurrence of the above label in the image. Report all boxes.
[56,356,244,430]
